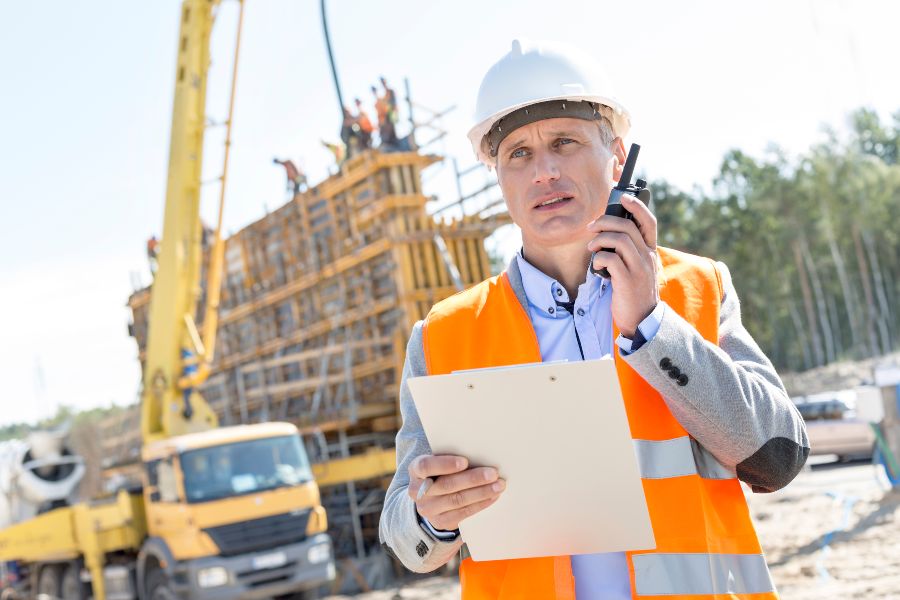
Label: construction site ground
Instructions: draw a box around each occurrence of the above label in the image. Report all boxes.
[325,457,899,600]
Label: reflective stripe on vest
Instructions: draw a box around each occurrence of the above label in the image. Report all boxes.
[634,437,735,480]
[633,553,776,596]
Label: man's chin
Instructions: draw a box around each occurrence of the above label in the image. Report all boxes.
[525,226,592,250]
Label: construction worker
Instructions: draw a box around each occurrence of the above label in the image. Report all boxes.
[354,97,374,150]
[146,235,159,275]
[372,83,397,147]
[340,106,358,158]
[321,139,346,165]
[380,76,398,123]
[380,40,809,599]
[273,157,308,194]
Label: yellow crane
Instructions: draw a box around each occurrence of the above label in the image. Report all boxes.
[0,2,335,598]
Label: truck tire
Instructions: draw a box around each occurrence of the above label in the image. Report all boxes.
[145,569,176,600]
[60,564,87,600]
[37,565,62,599]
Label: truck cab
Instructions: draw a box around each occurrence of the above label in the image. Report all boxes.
[138,422,335,599]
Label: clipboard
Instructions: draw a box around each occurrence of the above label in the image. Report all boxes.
[407,358,655,562]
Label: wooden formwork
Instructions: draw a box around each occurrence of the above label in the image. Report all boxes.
[127,148,509,560]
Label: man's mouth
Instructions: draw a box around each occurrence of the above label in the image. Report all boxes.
[534,194,574,209]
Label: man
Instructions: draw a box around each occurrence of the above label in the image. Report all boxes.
[273,157,308,194]
[373,82,397,146]
[321,139,346,165]
[340,106,358,158]
[379,40,809,599]
[146,235,159,275]
[380,76,398,123]
[354,97,375,149]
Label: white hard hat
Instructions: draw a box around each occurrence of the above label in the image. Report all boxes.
[467,39,631,166]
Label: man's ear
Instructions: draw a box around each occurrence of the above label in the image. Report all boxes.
[610,137,627,182]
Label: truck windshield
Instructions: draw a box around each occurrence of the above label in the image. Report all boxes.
[180,435,313,503]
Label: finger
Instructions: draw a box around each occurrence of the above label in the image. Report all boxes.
[429,496,502,532]
[419,480,505,519]
[586,210,646,257]
[586,195,644,232]
[586,232,641,272]
[621,194,658,250]
[410,454,468,480]
[591,251,626,279]
[428,467,498,496]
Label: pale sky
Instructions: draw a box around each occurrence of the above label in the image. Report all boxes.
[1,0,898,427]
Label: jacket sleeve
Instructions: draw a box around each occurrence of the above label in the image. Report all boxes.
[378,320,463,572]
[621,260,810,492]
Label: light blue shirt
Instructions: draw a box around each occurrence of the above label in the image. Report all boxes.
[515,251,665,600]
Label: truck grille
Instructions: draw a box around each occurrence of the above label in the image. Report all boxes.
[203,509,311,556]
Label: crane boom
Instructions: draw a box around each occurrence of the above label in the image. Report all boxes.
[142,0,222,443]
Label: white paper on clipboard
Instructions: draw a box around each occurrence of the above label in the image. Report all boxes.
[407,358,655,562]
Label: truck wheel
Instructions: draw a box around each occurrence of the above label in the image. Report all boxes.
[145,569,176,600]
[37,565,62,599]
[60,564,87,600]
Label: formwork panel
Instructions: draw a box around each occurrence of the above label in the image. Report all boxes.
[126,149,510,560]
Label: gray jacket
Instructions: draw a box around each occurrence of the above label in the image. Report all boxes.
[379,255,809,573]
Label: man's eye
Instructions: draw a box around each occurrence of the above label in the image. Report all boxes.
[557,138,575,146]
[510,147,528,159]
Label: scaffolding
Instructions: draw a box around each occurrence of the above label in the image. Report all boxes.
[127,147,508,577]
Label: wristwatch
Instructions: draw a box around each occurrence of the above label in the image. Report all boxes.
[417,511,461,541]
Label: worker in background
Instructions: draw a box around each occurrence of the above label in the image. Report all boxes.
[373,80,398,147]
[380,40,809,599]
[340,106,359,158]
[273,158,308,194]
[146,235,159,275]
[380,76,398,124]
[354,98,374,150]
[200,221,214,249]
[321,139,346,166]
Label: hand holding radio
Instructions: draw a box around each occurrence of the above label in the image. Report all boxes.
[587,143,660,339]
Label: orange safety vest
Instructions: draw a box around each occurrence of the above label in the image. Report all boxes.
[357,111,375,134]
[421,247,777,600]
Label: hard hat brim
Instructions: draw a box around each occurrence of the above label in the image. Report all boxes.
[467,94,631,167]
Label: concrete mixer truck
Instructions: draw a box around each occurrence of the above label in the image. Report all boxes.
[0,429,86,529]
[0,430,86,597]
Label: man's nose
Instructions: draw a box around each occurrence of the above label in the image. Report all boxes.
[531,151,560,185]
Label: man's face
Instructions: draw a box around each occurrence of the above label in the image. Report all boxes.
[495,117,624,252]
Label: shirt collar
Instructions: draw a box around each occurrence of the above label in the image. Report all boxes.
[515,249,609,313]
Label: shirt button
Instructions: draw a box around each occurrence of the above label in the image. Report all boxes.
[548,307,555,314]
[556,288,563,297]
[577,308,585,316]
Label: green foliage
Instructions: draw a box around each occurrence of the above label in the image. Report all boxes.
[655,108,900,372]
[0,404,125,442]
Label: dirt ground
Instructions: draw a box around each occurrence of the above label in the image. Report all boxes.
[329,458,899,600]
[750,458,900,599]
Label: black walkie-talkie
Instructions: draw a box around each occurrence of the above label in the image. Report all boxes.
[590,143,651,278]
